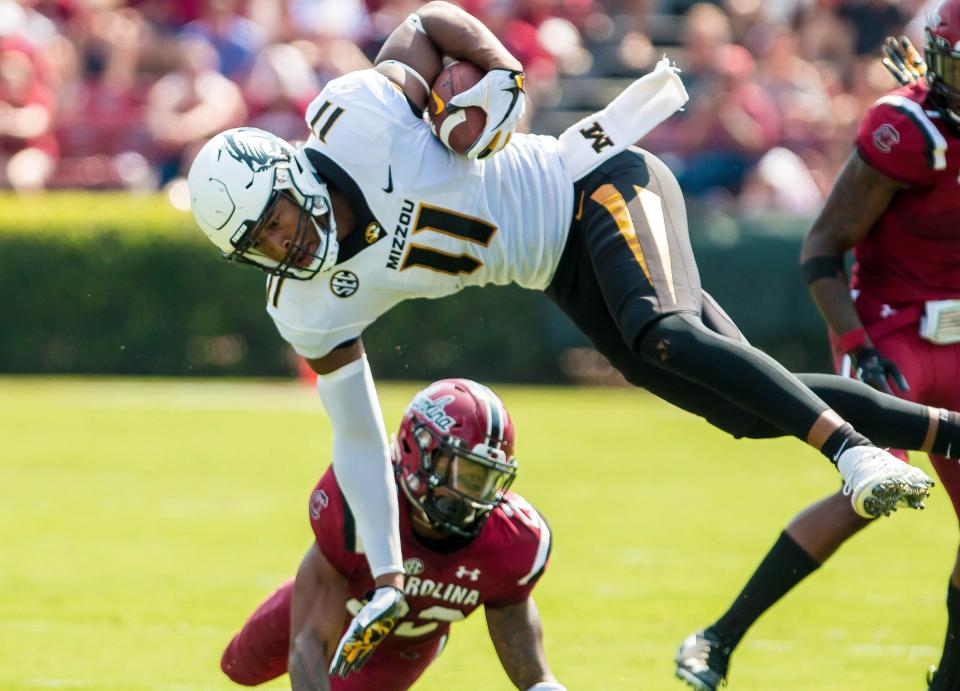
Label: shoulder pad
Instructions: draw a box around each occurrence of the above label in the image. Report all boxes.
[498,493,552,586]
[857,87,948,181]
[304,70,420,163]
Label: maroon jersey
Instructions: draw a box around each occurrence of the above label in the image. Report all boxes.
[853,81,960,304]
[308,467,552,654]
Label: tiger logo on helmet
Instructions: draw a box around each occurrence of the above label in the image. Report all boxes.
[187,127,340,280]
[393,379,517,538]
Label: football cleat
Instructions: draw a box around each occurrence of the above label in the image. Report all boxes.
[675,629,730,690]
[837,445,934,518]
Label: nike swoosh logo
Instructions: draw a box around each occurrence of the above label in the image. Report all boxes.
[382,166,393,194]
[491,85,521,130]
[833,439,849,462]
[574,191,585,221]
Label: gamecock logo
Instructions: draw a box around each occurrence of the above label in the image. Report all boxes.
[309,489,329,519]
[872,123,900,153]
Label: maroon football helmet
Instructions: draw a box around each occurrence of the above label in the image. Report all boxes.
[394,379,517,537]
[926,0,960,125]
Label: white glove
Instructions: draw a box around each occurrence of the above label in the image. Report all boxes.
[329,585,405,677]
[447,67,526,159]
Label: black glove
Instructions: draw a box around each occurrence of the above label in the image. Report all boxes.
[852,347,909,394]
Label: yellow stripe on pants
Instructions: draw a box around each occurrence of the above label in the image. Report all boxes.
[590,184,652,285]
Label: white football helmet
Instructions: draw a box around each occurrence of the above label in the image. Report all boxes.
[187,127,338,280]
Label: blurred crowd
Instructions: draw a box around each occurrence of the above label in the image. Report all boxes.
[645,0,937,215]
[0,0,937,213]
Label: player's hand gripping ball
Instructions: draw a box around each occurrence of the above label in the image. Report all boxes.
[329,585,405,678]
[429,61,487,156]
[429,62,525,159]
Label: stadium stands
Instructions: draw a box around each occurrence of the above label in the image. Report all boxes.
[0,0,933,210]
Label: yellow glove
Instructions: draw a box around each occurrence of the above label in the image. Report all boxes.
[329,586,405,677]
[881,35,927,85]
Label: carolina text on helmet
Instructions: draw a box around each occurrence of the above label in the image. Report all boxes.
[410,394,456,432]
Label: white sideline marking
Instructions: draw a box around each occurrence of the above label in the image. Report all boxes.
[747,639,794,652]
[1,618,222,636]
[26,681,87,689]
[847,643,939,659]
[15,380,321,414]
[747,638,938,659]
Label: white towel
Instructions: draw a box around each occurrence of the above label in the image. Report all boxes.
[558,57,689,182]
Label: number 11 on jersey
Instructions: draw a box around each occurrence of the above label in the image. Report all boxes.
[401,203,498,276]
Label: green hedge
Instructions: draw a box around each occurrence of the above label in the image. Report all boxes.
[0,194,581,380]
[688,213,832,372]
[1,193,830,381]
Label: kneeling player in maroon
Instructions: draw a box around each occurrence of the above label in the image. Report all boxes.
[221,379,563,691]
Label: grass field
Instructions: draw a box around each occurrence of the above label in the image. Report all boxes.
[1,376,954,690]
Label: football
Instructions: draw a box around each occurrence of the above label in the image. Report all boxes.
[428,61,486,155]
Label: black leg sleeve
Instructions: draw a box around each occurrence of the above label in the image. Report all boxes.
[635,312,831,443]
[740,373,934,451]
[699,290,940,451]
[794,374,931,450]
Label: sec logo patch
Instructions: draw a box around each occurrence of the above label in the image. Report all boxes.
[330,270,359,298]
[404,558,425,575]
[872,123,900,153]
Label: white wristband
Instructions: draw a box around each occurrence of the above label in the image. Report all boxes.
[527,683,566,691]
[378,59,431,93]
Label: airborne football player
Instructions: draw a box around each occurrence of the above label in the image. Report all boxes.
[187,1,940,675]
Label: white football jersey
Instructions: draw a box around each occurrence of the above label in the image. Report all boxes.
[266,69,574,358]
